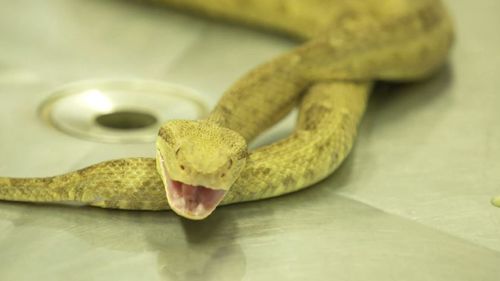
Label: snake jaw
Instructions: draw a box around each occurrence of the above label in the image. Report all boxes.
[158,151,227,219]
[164,177,227,220]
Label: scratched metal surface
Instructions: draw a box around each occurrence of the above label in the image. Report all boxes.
[0,0,499,280]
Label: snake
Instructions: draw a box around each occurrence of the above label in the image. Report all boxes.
[0,0,454,220]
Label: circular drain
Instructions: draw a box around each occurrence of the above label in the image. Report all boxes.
[95,110,158,130]
[39,79,209,143]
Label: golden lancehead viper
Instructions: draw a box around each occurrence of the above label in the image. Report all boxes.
[0,0,454,220]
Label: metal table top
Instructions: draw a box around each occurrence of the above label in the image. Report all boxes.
[1,0,499,280]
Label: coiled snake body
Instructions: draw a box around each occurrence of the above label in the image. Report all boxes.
[0,0,454,219]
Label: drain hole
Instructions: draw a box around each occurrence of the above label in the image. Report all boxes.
[95,110,157,130]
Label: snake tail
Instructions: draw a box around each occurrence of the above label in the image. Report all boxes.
[0,158,169,210]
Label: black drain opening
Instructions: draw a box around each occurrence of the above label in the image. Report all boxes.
[95,110,158,130]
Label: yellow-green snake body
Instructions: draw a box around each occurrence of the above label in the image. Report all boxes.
[0,0,454,219]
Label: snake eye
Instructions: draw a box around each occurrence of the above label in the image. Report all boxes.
[175,147,180,156]
[228,159,233,169]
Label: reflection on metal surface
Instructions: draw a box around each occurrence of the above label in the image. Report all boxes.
[492,196,500,208]
[38,79,209,143]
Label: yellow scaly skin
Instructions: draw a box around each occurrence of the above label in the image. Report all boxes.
[0,0,454,220]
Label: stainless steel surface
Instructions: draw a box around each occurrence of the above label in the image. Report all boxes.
[39,79,208,143]
[0,0,499,280]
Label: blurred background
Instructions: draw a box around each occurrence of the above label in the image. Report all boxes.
[0,0,499,280]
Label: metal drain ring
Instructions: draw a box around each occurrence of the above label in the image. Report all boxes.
[39,79,209,143]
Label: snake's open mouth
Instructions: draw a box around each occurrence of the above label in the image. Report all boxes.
[157,151,227,219]
[165,177,226,219]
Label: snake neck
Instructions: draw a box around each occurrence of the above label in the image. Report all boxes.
[207,53,310,142]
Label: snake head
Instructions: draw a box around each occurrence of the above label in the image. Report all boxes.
[156,120,247,220]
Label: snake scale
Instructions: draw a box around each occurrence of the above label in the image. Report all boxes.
[0,0,454,219]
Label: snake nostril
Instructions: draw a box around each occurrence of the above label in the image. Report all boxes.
[180,165,185,170]
[221,173,225,178]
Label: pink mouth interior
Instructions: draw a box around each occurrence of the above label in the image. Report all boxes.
[165,178,226,218]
